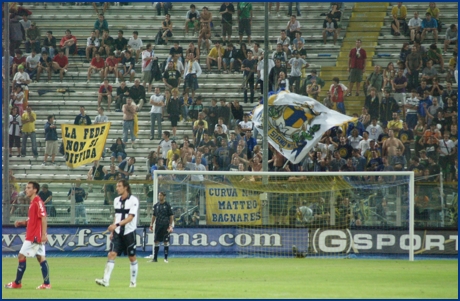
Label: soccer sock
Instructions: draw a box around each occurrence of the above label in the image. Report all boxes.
[103,260,115,283]
[40,260,50,285]
[164,246,169,260]
[154,246,159,260]
[130,260,138,283]
[15,259,26,284]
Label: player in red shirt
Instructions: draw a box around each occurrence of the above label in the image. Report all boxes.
[5,181,51,290]
[87,52,106,83]
[52,49,69,82]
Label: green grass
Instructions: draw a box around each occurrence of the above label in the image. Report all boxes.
[2,257,458,299]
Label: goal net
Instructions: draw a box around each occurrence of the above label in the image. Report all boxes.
[152,170,417,260]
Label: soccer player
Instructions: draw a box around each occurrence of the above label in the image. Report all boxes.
[5,181,51,289]
[149,191,174,263]
[95,179,139,288]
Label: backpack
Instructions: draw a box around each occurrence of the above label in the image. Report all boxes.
[155,29,165,45]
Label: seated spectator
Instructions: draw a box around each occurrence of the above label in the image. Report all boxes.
[286,15,301,42]
[446,52,457,84]
[155,2,172,16]
[12,49,26,76]
[222,43,237,73]
[276,30,290,54]
[420,12,438,44]
[105,52,119,84]
[214,138,233,171]
[186,42,200,63]
[98,29,114,57]
[322,14,338,45]
[127,31,143,62]
[12,65,30,93]
[348,128,363,149]
[427,44,445,73]
[118,157,136,180]
[114,80,130,112]
[367,150,383,172]
[161,14,173,45]
[185,4,200,36]
[168,42,184,65]
[230,99,244,126]
[86,30,100,62]
[188,96,204,122]
[59,29,77,57]
[36,51,52,82]
[129,79,146,111]
[426,2,441,33]
[443,96,457,128]
[163,60,182,91]
[25,21,40,53]
[94,13,108,38]
[407,12,422,43]
[87,160,107,192]
[42,30,57,59]
[87,52,105,83]
[25,49,39,81]
[118,50,136,82]
[52,49,68,82]
[416,80,430,98]
[74,105,92,125]
[291,32,305,49]
[430,78,443,98]
[443,24,457,54]
[97,79,113,111]
[399,43,411,66]
[206,41,225,74]
[110,137,127,164]
[113,30,128,58]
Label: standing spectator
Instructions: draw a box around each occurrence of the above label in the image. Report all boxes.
[408,12,423,44]
[8,11,23,55]
[59,29,77,57]
[406,45,423,91]
[231,100,245,127]
[51,49,68,82]
[68,179,88,225]
[184,52,202,99]
[128,31,143,63]
[420,12,438,43]
[157,131,173,161]
[243,130,257,159]
[218,99,231,126]
[286,15,301,42]
[36,51,52,83]
[185,4,200,36]
[255,56,274,94]
[237,2,253,45]
[404,89,420,129]
[118,157,136,180]
[288,2,301,16]
[10,85,24,117]
[9,107,22,157]
[186,42,201,63]
[27,49,40,81]
[329,77,348,114]
[277,30,291,54]
[102,165,119,214]
[129,79,146,111]
[118,50,136,83]
[425,97,442,126]
[122,97,137,148]
[97,79,113,112]
[113,30,128,58]
[43,115,58,166]
[142,43,155,93]
[379,90,399,127]
[155,2,172,16]
[86,30,100,62]
[25,22,40,54]
[163,61,182,91]
[87,52,105,83]
[21,106,38,158]
[74,105,92,125]
[150,87,165,140]
[269,2,280,17]
[161,14,173,45]
[214,138,233,170]
[167,89,181,139]
[399,43,411,67]
[242,49,257,103]
[347,39,366,97]
[42,31,57,59]
[322,14,338,45]
[387,112,403,137]
[287,50,308,94]
[399,121,415,163]
[94,14,108,38]
[114,80,130,112]
[206,41,225,73]
[366,65,383,99]
[268,58,287,92]
[391,68,408,104]
[443,24,457,54]
[220,2,235,44]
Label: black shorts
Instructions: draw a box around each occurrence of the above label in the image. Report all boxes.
[110,231,137,257]
[9,135,20,148]
[170,114,179,127]
[238,18,251,36]
[269,197,287,216]
[154,224,170,243]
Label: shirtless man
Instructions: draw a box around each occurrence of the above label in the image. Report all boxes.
[197,22,212,53]
[382,129,405,162]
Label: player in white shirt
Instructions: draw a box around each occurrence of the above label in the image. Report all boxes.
[127,31,143,62]
[95,180,139,288]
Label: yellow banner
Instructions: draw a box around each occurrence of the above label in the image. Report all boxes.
[61,123,111,168]
[205,185,262,225]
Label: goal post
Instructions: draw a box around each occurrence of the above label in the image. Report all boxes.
[152,170,416,261]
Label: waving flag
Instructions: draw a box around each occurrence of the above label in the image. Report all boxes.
[252,91,353,164]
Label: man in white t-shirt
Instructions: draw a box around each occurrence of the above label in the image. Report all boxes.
[238,114,253,136]
[256,57,274,94]
[408,12,423,43]
[142,43,155,93]
[357,131,371,155]
[287,50,308,94]
[127,31,143,62]
[26,49,40,81]
[157,131,172,160]
[366,118,383,141]
[149,87,165,140]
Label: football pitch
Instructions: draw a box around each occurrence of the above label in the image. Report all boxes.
[2,257,458,299]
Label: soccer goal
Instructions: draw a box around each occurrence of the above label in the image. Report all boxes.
[152,170,416,261]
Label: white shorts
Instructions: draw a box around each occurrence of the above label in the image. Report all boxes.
[19,240,46,258]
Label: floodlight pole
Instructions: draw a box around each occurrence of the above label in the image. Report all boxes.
[3,2,11,224]
[262,2,269,174]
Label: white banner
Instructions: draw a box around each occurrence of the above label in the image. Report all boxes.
[252,91,353,164]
